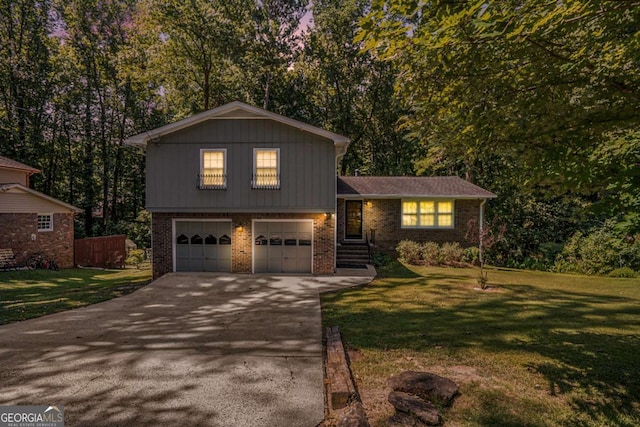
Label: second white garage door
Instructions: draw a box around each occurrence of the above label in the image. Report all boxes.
[254,221,313,273]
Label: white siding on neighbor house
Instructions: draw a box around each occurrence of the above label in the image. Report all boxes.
[0,189,74,213]
[146,118,337,213]
[0,169,28,186]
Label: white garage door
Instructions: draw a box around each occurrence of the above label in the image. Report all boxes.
[175,221,232,272]
[254,221,312,273]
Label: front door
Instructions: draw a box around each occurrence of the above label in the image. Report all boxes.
[345,200,363,240]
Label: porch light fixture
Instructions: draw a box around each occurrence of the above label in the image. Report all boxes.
[236,225,244,232]
[365,200,372,208]
[325,212,333,219]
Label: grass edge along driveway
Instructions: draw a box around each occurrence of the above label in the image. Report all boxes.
[0,267,152,325]
[321,263,640,427]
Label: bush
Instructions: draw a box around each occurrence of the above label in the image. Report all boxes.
[463,246,480,265]
[125,249,145,266]
[608,267,637,278]
[441,242,464,265]
[371,252,393,268]
[554,220,640,275]
[421,242,440,265]
[396,240,423,265]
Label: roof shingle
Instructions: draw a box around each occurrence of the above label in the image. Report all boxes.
[0,155,40,173]
[337,176,496,198]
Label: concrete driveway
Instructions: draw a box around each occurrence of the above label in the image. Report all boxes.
[0,271,373,426]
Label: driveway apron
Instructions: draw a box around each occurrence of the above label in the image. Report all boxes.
[0,273,372,426]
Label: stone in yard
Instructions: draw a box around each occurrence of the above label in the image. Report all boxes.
[388,391,442,426]
[337,402,370,427]
[388,371,459,406]
[387,411,429,426]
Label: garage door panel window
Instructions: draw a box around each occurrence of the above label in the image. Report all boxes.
[402,200,455,228]
[175,221,232,272]
[254,222,312,273]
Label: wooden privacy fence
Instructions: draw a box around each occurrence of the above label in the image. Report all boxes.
[74,235,126,268]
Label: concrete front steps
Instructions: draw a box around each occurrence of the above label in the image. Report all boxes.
[336,242,370,268]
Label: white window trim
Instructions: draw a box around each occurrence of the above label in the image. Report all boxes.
[401,199,455,229]
[37,213,54,232]
[252,148,280,189]
[199,148,227,189]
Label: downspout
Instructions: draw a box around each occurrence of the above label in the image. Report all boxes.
[335,142,349,273]
[479,198,486,266]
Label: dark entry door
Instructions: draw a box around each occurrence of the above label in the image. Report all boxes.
[345,200,363,240]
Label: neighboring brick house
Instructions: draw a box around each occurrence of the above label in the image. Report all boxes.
[126,101,495,278]
[337,176,496,252]
[0,156,81,268]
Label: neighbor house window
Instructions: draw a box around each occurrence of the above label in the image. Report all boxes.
[252,148,280,189]
[37,214,53,231]
[199,149,226,189]
[401,200,454,228]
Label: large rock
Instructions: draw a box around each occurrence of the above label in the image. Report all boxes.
[388,391,442,426]
[388,371,459,406]
[337,402,371,427]
[387,411,429,426]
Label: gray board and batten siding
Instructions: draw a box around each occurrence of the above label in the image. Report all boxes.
[146,118,337,213]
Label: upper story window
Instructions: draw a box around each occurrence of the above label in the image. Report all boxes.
[37,214,53,231]
[401,200,454,228]
[252,148,280,189]
[199,149,226,189]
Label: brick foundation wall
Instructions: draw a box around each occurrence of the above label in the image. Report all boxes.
[151,212,335,279]
[0,213,75,268]
[337,198,483,251]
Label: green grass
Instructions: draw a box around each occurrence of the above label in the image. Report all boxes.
[322,261,640,426]
[0,267,152,324]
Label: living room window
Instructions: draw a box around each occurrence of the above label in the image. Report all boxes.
[199,149,226,189]
[252,148,280,189]
[401,200,454,228]
[37,214,53,231]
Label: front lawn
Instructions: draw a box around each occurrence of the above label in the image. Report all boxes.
[322,262,640,426]
[0,267,152,324]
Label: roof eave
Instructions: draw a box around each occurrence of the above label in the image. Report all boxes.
[124,101,350,148]
[0,184,82,212]
[338,193,497,199]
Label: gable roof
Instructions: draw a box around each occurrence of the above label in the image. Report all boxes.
[0,155,40,174]
[0,183,82,212]
[124,101,350,152]
[337,176,496,199]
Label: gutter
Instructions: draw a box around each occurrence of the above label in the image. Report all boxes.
[479,199,486,265]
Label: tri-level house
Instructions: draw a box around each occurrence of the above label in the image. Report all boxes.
[0,156,81,268]
[126,102,495,279]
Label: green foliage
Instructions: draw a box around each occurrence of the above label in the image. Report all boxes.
[370,252,392,268]
[397,240,467,266]
[440,242,463,265]
[463,247,480,265]
[608,268,637,279]
[554,220,640,275]
[396,240,423,265]
[125,249,145,266]
[420,241,441,265]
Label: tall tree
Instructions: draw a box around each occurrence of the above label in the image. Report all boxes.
[0,0,53,174]
[300,0,414,175]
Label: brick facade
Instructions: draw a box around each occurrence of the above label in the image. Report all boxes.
[0,213,75,268]
[151,212,335,279]
[337,198,482,251]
